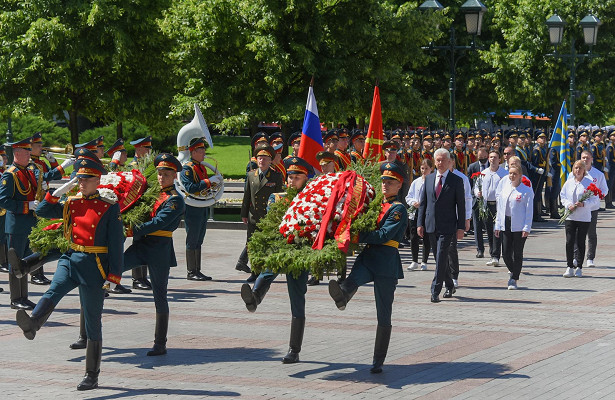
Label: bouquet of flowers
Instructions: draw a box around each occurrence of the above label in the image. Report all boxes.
[471,172,490,221]
[558,183,603,224]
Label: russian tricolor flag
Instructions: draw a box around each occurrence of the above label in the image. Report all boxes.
[298,84,324,172]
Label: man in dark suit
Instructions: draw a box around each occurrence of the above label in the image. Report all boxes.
[467,147,489,258]
[417,148,466,303]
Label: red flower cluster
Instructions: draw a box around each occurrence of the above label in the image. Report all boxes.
[42,220,63,231]
[522,176,531,187]
[470,172,483,180]
[587,183,604,199]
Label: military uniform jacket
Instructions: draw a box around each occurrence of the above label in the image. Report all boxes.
[181,159,212,197]
[606,143,615,171]
[576,143,590,161]
[335,150,352,169]
[531,145,547,169]
[0,163,40,234]
[241,168,283,225]
[355,198,408,279]
[350,150,364,164]
[131,186,185,268]
[31,155,63,184]
[591,143,605,171]
[37,191,124,284]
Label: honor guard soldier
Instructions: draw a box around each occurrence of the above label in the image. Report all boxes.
[531,130,548,222]
[128,136,153,289]
[568,130,577,164]
[106,138,127,171]
[122,153,185,356]
[466,132,478,165]
[15,155,124,391]
[591,130,606,172]
[350,129,366,164]
[285,131,301,160]
[410,132,422,180]
[71,138,102,179]
[0,137,42,310]
[328,161,408,374]
[181,137,220,281]
[604,130,615,208]
[241,157,314,363]
[515,131,529,161]
[422,132,434,160]
[246,132,269,172]
[0,146,8,275]
[548,135,563,218]
[316,151,341,174]
[269,133,287,182]
[335,128,352,169]
[453,133,467,174]
[433,131,443,149]
[576,130,590,161]
[130,136,153,166]
[322,129,339,154]
[236,143,284,279]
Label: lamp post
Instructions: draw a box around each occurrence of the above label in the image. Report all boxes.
[546,12,601,128]
[5,117,13,164]
[419,0,487,131]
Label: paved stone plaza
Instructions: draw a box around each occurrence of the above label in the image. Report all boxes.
[0,210,614,399]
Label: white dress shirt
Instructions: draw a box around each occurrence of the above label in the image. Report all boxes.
[494,181,534,233]
[475,167,508,201]
[405,176,426,220]
[434,170,449,191]
[452,169,472,220]
[560,176,600,222]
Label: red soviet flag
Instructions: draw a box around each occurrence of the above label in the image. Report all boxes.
[363,85,385,162]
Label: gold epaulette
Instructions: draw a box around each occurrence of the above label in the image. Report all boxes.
[100,196,117,205]
[6,166,16,173]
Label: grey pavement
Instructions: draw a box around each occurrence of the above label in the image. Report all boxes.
[1,209,615,399]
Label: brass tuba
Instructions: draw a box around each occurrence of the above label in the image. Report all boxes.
[176,104,224,207]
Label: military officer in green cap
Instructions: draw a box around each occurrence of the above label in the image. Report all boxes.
[328,161,408,374]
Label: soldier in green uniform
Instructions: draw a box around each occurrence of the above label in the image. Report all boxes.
[15,156,124,391]
[236,143,284,281]
[181,137,222,281]
[328,162,408,374]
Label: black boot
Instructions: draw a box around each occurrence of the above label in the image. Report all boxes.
[77,340,102,391]
[195,248,212,280]
[132,266,152,290]
[282,317,305,364]
[70,309,87,349]
[9,249,58,279]
[16,297,55,340]
[0,243,9,273]
[235,247,251,273]
[370,325,392,374]
[9,273,31,310]
[240,278,271,312]
[147,313,169,356]
[328,279,358,310]
[186,249,206,281]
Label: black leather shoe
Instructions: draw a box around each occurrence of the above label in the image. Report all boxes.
[23,298,37,309]
[0,264,9,273]
[110,284,132,294]
[195,271,212,281]
[11,299,33,311]
[31,273,51,285]
[77,374,98,391]
[605,204,615,209]
[307,276,319,286]
[132,279,151,290]
[282,349,300,364]
[241,283,257,312]
[246,273,257,283]
[430,294,440,303]
[70,338,87,350]
[533,217,546,223]
[476,251,484,258]
[235,262,251,273]
[146,343,167,356]
[443,287,456,298]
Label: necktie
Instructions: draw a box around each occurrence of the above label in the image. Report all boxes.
[259,172,264,181]
[435,175,443,199]
[480,163,486,171]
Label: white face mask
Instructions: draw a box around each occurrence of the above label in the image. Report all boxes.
[0,159,4,167]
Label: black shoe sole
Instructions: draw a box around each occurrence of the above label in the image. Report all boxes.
[69,340,87,350]
[241,284,257,312]
[328,281,346,310]
[16,310,35,340]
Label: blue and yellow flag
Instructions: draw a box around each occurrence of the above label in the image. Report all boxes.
[548,100,569,184]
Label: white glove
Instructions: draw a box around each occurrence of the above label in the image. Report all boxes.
[28,200,39,211]
[209,174,223,185]
[60,157,76,170]
[605,166,610,173]
[547,171,553,178]
[537,168,544,175]
[45,152,56,163]
[52,177,78,197]
[112,151,122,162]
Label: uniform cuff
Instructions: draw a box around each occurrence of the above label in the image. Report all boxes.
[22,202,29,214]
[50,160,59,168]
[45,191,60,204]
[107,273,121,285]
[56,165,65,176]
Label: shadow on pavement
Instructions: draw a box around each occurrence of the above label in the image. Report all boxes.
[453,296,540,304]
[305,360,528,389]
[88,387,239,399]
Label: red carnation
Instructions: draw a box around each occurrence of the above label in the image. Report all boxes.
[522,177,531,187]
[470,172,482,179]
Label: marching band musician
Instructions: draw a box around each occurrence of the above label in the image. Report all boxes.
[182,137,222,281]
[0,137,42,310]
[15,155,124,391]
[123,153,185,356]
[30,132,76,285]
[106,138,128,171]
[130,135,153,166]
[328,162,408,374]
[236,143,283,280]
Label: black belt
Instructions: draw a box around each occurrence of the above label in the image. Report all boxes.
[487,201,496,205]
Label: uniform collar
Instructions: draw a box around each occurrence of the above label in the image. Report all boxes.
[384,195,397,203]
[31,155,40,160]
[82,192,100,200]
[161,185,175,193]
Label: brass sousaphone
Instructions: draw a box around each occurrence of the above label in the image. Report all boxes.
[176,104,224,207]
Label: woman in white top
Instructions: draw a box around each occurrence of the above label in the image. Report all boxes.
[494,166,533,290]
[405,158,434,271]
[560,160,600,278]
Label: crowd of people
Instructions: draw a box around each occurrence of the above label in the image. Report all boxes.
[0,123,612,389]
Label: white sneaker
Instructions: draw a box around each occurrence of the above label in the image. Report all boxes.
[493,258,500,267]
[575,268,583,278]
[587,259,595,267]
[407,262,420,271]
[420,263,428,271]
[563,267,574,278]
[486,258,494,266]
[453,279,459,288]
[507,279,518,290]
[573,259,578,267]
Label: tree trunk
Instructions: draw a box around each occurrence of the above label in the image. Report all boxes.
[69,109,79,146]
[117,121,123,139]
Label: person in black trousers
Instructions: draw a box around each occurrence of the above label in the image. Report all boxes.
[405,158,434,271]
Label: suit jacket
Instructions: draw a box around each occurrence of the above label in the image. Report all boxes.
[417,171,465,235]
[241,168,284,225]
